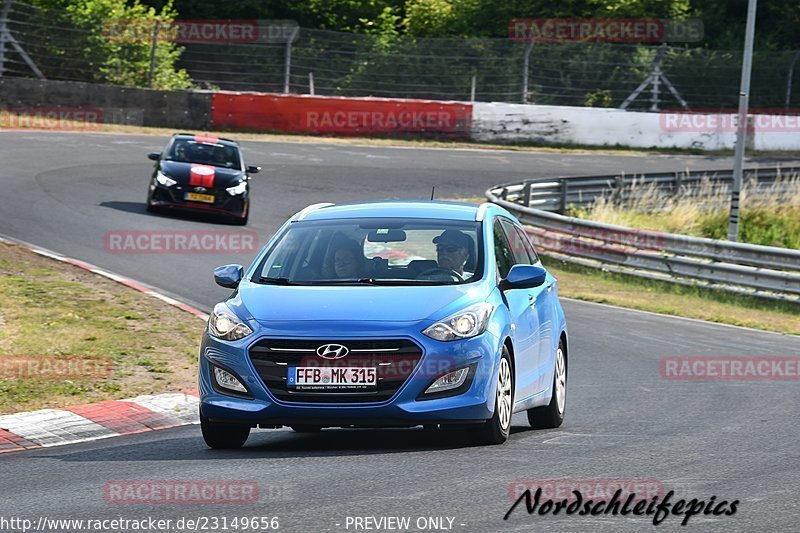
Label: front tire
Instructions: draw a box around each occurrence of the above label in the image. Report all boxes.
[201,414,250,449]
[230,211,248,225]
[475,346,513,445]
[527,339,566,429]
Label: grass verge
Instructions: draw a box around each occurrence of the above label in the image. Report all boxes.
[0,241,203,414]
[544,257,800,335]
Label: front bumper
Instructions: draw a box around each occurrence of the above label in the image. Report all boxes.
[198,327,502,427]
[150,182,247,217]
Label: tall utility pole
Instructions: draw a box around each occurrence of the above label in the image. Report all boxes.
[727,0,758,241]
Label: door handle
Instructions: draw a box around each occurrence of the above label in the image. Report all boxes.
[528,294,535,307]
[546,282,553,292]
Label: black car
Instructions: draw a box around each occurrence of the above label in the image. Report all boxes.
[146,133,260,225]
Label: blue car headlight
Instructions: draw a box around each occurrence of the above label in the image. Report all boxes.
[155,171,177,187]
[422,302,495,342]
[208,303,253,341]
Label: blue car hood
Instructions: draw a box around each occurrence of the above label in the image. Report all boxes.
[237,283,490,323]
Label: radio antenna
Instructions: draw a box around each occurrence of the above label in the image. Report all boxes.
[430,186,436,201]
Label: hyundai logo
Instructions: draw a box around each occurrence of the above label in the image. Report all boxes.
[194,186,207,192]
[316,343,349,360]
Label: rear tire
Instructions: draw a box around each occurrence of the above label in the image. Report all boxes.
[201,414,250,449]
[475,345,513,445]
[527,339,566,429]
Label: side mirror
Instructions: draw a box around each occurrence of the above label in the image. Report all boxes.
[214,264,243,289]
[246,165,261,174]
[147,152,161,161]
[499,264,547,290]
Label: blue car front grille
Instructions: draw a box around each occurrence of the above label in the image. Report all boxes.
[249,338,423,404]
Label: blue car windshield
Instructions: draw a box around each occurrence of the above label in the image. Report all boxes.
[253,218,483,286]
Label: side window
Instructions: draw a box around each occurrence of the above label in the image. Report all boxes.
[493,220,516,279]
[500,218,530,265]
[512,224,540,264]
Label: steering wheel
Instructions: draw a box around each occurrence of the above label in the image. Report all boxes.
[417,267,462,282]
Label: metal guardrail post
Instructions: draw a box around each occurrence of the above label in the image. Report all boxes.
[283,26,299,94]
[560,180,569,213]
[522,181,532,207]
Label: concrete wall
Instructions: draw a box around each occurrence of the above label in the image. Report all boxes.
[1,77,798,151]
[0,77,211,130]
[471,102,800,151]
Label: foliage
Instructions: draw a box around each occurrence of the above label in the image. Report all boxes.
[28,0,193,89]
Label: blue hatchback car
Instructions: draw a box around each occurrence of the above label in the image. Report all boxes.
[199,201,568,447]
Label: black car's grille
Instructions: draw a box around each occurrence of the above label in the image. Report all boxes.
[249,339,423,404]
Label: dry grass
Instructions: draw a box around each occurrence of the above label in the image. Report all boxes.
[574,173,800,248]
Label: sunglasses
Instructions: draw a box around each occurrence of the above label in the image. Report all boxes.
[436,244,463,253]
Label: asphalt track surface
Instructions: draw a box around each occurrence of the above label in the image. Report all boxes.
[1,131,799,532]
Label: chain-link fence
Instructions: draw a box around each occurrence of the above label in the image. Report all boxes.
[2,0,800,111]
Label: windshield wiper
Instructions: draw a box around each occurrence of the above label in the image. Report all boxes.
[307,278,441,286]
[259,276,300,285]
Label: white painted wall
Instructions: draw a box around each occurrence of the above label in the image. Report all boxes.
[471,102,800,151]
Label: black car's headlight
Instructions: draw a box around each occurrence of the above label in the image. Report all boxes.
[422,303,495,341]
[226,181,247,195]
[208,303,253,341]
[155,171,177,187]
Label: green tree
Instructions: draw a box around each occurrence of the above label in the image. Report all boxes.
[30,0,192,89]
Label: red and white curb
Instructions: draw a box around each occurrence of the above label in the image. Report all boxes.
[0,391,200,454]
[0,235,210,454]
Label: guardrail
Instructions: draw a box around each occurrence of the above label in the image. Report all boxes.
[486,166,800,302]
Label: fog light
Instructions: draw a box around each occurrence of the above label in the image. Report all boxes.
[424,367,470,394]
[213,366,247,393]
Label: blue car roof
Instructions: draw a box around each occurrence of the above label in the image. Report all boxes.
[300,201,486,222]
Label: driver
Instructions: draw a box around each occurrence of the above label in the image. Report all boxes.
[432,230,471,279]
[173,143,189,162]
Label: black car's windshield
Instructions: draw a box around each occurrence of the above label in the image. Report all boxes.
[164,138,241,169]
[253,218,483,286]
